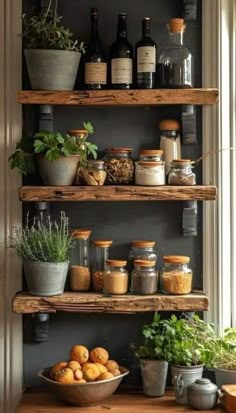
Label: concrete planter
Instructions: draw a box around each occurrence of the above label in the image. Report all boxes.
[23,261,69,296]
[24,49,81,90]
[171,364,204,405]
[215,367,236,388]
[140,359,168,397]
[37,155,80,186]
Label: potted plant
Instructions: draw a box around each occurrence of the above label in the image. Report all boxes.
[22,0,85,90]
[9,122,98,185]
[13,212,73,296]
[135,313,170,397]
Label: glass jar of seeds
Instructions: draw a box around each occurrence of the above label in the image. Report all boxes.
[168,159,196,185]
[103,260,128,294]
[82,160,107,186]
[131,260,158,295]
[92,240,113,292]
[69,229,91,292]
[104,147,134,184]
[160,255,192,294]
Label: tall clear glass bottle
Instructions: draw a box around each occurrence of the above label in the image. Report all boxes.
[92,240,113,292]
[159,119,181,175]
[158,18,194,88]
[69,229,91,292]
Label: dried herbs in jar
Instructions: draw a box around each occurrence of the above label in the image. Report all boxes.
[104,147,134,184]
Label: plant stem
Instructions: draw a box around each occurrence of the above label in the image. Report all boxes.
[45,0,53,19]
[54,0,58,26]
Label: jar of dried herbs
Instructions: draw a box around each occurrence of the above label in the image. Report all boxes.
[131,260,158,295]
[168,159,196,185]
[82,160,107,186]
[92,240,113,292]
[103,260,128,294]
[104,147,134,184]
[69,229,91,292]
[160,255,192,295]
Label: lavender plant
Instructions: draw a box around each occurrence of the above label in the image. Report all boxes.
[13,212,73,262]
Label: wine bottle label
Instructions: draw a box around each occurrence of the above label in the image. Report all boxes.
[85,62,107,84]
[137,46,156,73]
[111,58,133,84]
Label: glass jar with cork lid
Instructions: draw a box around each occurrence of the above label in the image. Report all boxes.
[103,260,128,294]
[168,159,196,185]
[68,129,87,185]
[159,119,181,175]
[92,240,113,292]
[128,240,157,273]
[104,147,134,184]
[131,260,158,295]
[139,149,163,162]
[160,255,192,295]
[69,229,91,292]
[135,161,165,186]
[82,160,107,186]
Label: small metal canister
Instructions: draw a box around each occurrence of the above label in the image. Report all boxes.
[187,378,218,410]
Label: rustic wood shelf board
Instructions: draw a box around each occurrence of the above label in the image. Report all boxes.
[13,292,209,314]
[19,185,217,202]
[15,390,224,413]
[17,88,219,106]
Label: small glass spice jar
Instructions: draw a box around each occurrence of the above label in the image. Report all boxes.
[168,159,196,185]
[104,147,134,184]
[103,260,128,295]
[129,241,157,272]
[68,129,87,185]
[92,240,113,292]
[131,260,158,295]
[160,255,192,295]
[69,229,91,292]
[83,160,107,186]
[135,161,165,186]
[159,119,181,175]
[139,149,163,162]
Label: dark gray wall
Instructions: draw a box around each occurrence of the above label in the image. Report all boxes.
[23,0,203,387]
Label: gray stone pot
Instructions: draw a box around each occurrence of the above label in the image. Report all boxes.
[215,367,236,388]
[37,155,80,186]
[24,49,81,90]
[23,261,69,296]
[140,359,168,397]
[171,364,204,405]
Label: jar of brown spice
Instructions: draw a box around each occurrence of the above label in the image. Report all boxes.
[160,255,192,295]
[69,229,91,292]
[103,260,128,295]
[168,159,196,185]
[92,240,113,292]
[131,260,158,295]
[104,147,134,184]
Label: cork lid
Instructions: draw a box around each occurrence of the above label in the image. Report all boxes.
[92,240,113,247]
[138,161,164,167]
[134,260,156,267]
[71,229,92,239]
[139,149,163,156]
[106,260,127,266]
[168,18,186,33]
[159,119,180,131]
[68,129,88,136]
[131,240,156,248]
[163,255,190,264]
[105,147,133,154]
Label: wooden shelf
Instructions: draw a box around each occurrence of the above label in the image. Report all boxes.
[19,185,217,202]
[12,292,209,314]
[15,390,224,413]
[17,88,219,106]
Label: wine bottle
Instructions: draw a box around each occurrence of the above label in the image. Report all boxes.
[111,13,133,89]
[135,17,157,89]
[84,8,107,89]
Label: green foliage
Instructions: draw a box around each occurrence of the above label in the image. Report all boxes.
[8,123,97,175]
[12,212,73,263]
[21,0,84,52]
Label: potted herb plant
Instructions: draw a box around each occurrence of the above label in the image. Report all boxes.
[135,313,170,397]
[13,212,73,296]
[22,0,84,90]
[9,122,97,185]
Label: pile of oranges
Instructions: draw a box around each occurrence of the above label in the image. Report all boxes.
[50,345,122,384]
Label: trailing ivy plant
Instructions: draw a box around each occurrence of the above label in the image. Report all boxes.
[9,122,97,175]
[21,0,84,52]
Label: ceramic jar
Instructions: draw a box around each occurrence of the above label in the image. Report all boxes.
[187,378,218,410]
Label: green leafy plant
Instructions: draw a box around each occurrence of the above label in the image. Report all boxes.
[9,122,97,175]
[21,0,84,52]
[12,211,73,262]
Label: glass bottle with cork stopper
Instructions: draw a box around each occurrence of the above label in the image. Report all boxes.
[92,240,113,292]
[168,159,196,185]
[160,255,192,295]
[103,260,128,294]
[131,259,158,295]
[159,119,181,175]
[69,229,91,292]
[158,18,194,88]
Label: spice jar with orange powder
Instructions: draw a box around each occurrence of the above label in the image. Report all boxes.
[103,260,128,295]
[160,255,192,295]
[69,229,91,292]
[92,240,113,292]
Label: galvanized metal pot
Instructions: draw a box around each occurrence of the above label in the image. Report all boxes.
[215,367,236,388]
[171,364,204,405]
[140,359,168,397]
[37,155,80,186]
[24,49,81,91]
[23,261,69,296]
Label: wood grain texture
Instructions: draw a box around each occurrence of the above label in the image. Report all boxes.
[19,185,217,202]
[12,292,209,314]
[15,390,224,413]
[17,89,219,106]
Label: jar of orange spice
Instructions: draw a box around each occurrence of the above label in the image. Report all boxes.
[160,255,192,295]
[103,260,128,295]
[92,240,113,292]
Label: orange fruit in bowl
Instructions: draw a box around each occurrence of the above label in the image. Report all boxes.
[94,363,108,374]
[50,361,68,379]
[67,360,81,371]
[54,368,74,384]
[97,371,114,381]
[109,368,121,377]
[69,345,89,364]
[74,368,83,381]
[90,347,109,365]
[82,362,100,382]
[75,378,87,384]
[105,360,119,371]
